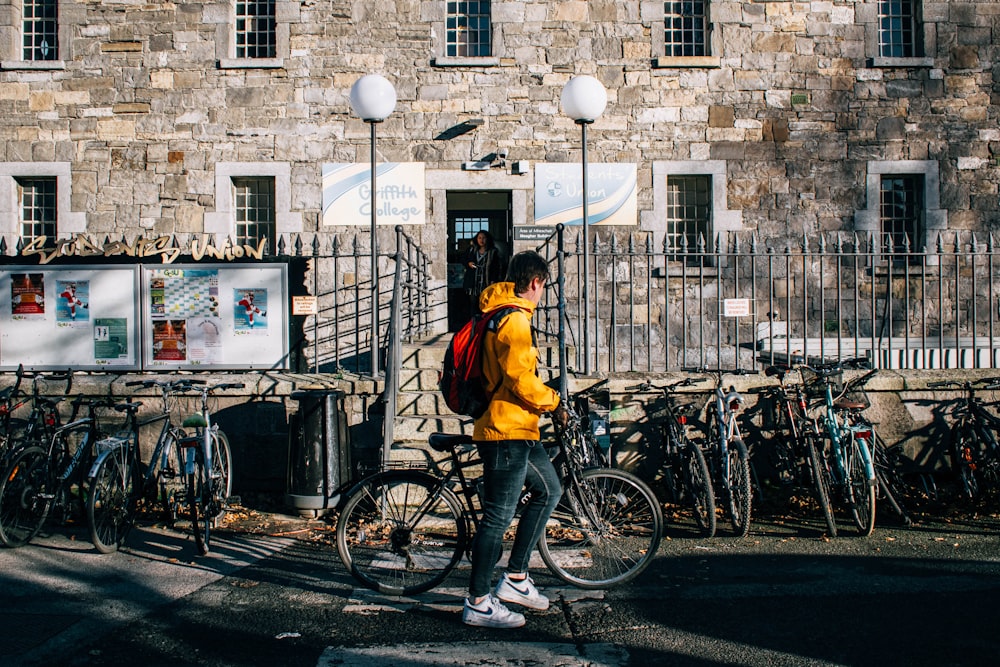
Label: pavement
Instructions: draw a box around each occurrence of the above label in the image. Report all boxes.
[2,491,1000,666]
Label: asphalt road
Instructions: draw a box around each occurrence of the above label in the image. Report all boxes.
[2,510,999,667]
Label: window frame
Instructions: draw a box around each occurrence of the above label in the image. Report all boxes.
[866,0,934,68]
[1,0,71,70]
[0,163,84,249]
[232,175,277,250]
[217,0,290,70]
[652,0,720,69]
[16,175,57,243]
[204,163,301,245]
[855,160,946,259]
[432,0,499,68]
[652,161,741,266]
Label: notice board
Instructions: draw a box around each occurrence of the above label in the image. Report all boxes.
[0,266,140,370]
[141,264,287,370]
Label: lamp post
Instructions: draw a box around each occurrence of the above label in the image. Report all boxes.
[561,75,606,375]
[350,74,396,377]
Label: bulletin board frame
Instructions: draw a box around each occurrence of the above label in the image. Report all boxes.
[140,263,288,371]
[0,265,141,371]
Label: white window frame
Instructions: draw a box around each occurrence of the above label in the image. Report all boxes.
[0,162,85,248]
[854,160,946,255]
[205,163,302,244]
[651,160,740,239]
[650,0,721,69]
[431,0,500,68]
[0,0,72,70]
[864,0,935,68]
[215,1,292,70]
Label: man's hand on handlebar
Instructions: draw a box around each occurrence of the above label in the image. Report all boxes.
[551,404,570,427]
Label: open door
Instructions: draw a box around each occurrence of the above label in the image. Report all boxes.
[446,191,512,331]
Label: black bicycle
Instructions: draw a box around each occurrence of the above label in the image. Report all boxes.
[927,378,1000,502]
[336,392,663,595]
[626,377,716,537]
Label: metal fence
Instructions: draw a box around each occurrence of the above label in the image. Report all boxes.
[533,227,1000,373]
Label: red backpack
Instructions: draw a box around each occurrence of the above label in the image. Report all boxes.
[439,305,525,418]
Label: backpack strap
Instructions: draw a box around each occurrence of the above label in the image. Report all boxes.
[481,305,530,397]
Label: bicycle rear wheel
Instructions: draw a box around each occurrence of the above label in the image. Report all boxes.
[951,425,981,500]
[336,471,466,596]
[187,447,211,555]
[683,441,716,537]
[727,439,752,537]
[806,433,837,538]
[847,437,876,536]
[539,468,663,589]
[87,445,139,553]
[210,430,233,519]
[0,446,51,547]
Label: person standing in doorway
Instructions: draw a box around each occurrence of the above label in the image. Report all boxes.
[462,250,568,629]
[463,230,505,314]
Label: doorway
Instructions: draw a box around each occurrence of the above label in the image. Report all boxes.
[446,191,512,331]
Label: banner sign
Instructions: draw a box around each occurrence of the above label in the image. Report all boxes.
[322,162,426,226]
[534,163,637,226]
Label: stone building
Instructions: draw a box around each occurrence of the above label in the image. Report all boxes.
[0,1,998,365]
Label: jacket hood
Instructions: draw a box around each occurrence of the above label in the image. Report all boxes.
[477,281,536,314]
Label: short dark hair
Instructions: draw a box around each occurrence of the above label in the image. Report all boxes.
[506,250,550,293]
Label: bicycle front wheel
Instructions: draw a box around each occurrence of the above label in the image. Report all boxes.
[806,433,837,538]
[88,446,139,553]
[210,430,233,519]
[847,437,876,536]
[683,441,716,537]
[187,448,211,555]
[336,471,466,596]
[539,468,663,589]
[727,439,752,537]
[0,446,50,548]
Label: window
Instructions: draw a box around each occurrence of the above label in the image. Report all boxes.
[855,161,945,257]
[233,177,276,249]
[235,1,276,59]
[22,0,57,61]
[878,0,921,58]
[452,215,489,252]
[205,163,301,243]
[880,175,923,255]
[446,2,491,58]
[653,161,742,267]
[17,176,56,242]
[665,175,711,257]
[664,1,708,57]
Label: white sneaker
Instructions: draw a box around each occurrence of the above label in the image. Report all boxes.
[462,595,526,628]
[494,572,550,611]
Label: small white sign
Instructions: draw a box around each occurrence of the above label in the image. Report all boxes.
[292,296,318,316]
[723,298,751,318]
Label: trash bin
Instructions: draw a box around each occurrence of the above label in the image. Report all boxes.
[286,390,350,518]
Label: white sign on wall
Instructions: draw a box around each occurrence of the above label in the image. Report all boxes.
[533,163,637,226]
[321,162,426,226]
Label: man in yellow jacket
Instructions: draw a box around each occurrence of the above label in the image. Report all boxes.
[462,250,567,629]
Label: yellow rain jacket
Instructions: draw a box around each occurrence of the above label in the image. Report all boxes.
[473,281,561,441]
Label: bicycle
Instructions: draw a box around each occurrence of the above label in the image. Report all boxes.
[684,367,755,537]
[0,394,117,548]
[174,381,241,555]
[926,377,1000,503]
[85,378,195,552]
[750,364,837,535]
[801,362,879,537]
[335,397,663,596]
[625,377,716,537]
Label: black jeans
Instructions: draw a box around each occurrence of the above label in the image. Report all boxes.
[468,439,562,598]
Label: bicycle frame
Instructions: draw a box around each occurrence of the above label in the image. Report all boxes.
[817,379,876,487]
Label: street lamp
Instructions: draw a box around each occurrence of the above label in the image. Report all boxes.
[350,74,397,377]
[561,75,606,375]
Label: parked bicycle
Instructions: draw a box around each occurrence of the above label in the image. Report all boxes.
[626,377,716,537]
[174,381,241,555]
[0,394,117,548]
[926,377,1000,503]
[335,389,663,595]
[802,362,879,537]
[684,368,755,537]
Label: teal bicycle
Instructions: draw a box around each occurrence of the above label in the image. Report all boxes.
[802,362,878,537]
